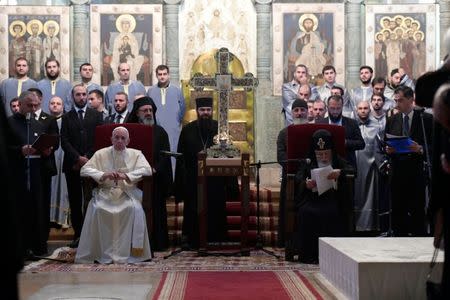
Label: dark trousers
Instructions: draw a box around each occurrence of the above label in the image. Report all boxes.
[391,158,426,236]
[23,159,47,255]
[65,170,83,238]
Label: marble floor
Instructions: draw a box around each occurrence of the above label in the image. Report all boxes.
[19,272,163,300]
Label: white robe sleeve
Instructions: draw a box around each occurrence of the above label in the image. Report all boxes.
[80,151,105,183]
[125,151,152,183]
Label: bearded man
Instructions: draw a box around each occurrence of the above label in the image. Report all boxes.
[174,97,238,248]
[127,96,172,251]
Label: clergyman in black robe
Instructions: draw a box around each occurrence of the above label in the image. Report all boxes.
[293,129,354,264]
[174,97,238,249]
[127,96,172,251]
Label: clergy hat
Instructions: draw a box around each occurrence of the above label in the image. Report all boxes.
[127,96,157,124]
[292,98,308,110]
[132,96,157,114]
[196,97,213,108]
[311,129,334,151]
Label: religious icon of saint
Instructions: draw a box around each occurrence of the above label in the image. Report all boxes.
[108,14,144,82]
[292,13,327,76]
[9,20,27,76]
[26,19,44,79]
[43,20,61,64]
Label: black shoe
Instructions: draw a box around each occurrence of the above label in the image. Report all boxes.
[68,238,80,248]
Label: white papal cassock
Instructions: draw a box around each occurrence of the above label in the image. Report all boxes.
[75,146,152,264]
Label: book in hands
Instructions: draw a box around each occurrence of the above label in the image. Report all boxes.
[385,133,414,154]
[32,133,58,152]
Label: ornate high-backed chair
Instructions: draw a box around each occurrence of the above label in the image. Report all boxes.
[83,123,154,235]
[284,124,351,260]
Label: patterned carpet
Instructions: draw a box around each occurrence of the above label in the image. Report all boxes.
[23,247,319,273]
[22,248,347,299]
[153,271,339,300]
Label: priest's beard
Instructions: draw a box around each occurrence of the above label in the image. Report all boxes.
[140,116,154,126]
[293,117,308,125]
[329,112,342,123]
[199,116,213,139]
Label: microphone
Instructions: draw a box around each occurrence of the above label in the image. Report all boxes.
[26,112,32,122]
[298,158,311,164]
[160,150,183,157]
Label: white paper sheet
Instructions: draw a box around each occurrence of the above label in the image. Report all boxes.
[310,165,334,196]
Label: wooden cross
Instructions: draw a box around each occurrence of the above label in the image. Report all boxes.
[189,47,258,147]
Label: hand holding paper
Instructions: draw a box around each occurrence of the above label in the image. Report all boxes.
[310,165,335,196]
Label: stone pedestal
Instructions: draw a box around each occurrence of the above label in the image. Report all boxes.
[320,237,444,300]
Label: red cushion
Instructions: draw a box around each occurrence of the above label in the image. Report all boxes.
[287,124,345,173]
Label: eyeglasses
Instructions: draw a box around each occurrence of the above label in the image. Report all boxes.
[139,108,152,113]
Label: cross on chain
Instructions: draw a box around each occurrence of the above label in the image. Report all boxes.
[189,48,258,146]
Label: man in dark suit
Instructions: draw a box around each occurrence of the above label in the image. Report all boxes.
[105,91,130,124]
[384,85,433,236]
[61,84,103,247]
[29,87,59,240]
[316,95,365,169]
[8,91,58,257]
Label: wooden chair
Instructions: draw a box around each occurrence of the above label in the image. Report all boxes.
[82,123,154,236]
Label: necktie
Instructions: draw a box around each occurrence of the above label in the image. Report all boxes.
[115,114,122,124]
[403,114,409,136]
[78,109,84,121]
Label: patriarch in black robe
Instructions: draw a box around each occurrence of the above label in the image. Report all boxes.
[127,96,172,251]
[293,129,353,263]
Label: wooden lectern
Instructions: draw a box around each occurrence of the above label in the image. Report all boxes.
[285,124,348,260]
[197,152,250,254]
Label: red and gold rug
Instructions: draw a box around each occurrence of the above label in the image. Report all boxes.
[153,271,338,300]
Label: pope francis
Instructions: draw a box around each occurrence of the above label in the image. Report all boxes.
[75,126,152,264]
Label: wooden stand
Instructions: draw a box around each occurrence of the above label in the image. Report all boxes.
[197,152,250,255]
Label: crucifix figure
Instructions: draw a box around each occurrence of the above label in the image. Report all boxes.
[189,48,258,157]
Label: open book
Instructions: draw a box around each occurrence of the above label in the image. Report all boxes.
[32,133,59,152]
[385,133,414,153]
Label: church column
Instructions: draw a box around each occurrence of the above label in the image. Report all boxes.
[255,0,279,164]
[345,0,363,89]
[256,0,271,81]
[163,0,182,83]
[440,0,450,60]
[71,0,90,82]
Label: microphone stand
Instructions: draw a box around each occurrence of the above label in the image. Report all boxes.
[247,160,282,259]
[162,152,194,259]
[24,114,69,264]
[419,110,432,233]
[246,159,307,259]
[376,134,394,237]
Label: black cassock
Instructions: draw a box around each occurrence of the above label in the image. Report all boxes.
[175,119,238,248]
[293,157,353,263]
[150,124,173,251]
